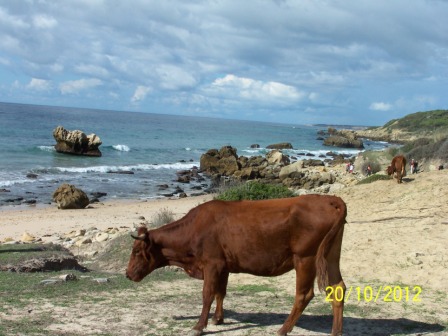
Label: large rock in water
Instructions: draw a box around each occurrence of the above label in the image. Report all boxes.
[53,126,102,157]
[53,184,90,209]
[266,142,293,149]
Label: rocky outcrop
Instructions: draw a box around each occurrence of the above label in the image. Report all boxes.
[53,184,90,209]
[266,142,293,149]
[200,146,240,176]
[53,126,102,157]
[323,129,364,149]
[355,127,416,143]
[200,145,361,194]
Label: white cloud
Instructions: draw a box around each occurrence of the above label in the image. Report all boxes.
[131,86,151,103]
[59,78,102,94]
[211,74,304,101]
[27,78,51,91]
[369,102,392,111]
[156,65,197,90]
[75,64,109,78]
[33,15,58,29]
[1,1,448,124]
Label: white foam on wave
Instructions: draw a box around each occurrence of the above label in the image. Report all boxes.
[112,144,130,152]
[37,146,55,152]
[0,178,35,187]
[53,161,200,174]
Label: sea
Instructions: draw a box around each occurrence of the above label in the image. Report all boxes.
[0,102,388,207]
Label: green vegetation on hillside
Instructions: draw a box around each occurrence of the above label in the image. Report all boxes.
[383,110,448,132]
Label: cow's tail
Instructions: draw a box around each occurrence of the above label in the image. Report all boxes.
[315,198,347,292]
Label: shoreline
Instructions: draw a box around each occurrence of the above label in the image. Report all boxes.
[0,194,214,242]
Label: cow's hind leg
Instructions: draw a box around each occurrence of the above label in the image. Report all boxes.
[211,271,229,325]
[277,256,315,336]
[326,227,345,336]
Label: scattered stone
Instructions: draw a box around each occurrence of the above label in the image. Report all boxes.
[57,273,77,281]
[21,232,36,242]
[92,278,110,283]
[75,237,92,246]
[26,173,38,179]
[95,232,109,242]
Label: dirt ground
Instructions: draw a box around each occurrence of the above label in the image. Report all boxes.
[1,170,447,335]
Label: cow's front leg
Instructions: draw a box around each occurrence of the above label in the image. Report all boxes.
[190,267,221,335]
[211,270,229,325]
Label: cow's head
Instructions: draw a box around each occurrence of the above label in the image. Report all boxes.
[386,165,393,176]
[126,226,158,282]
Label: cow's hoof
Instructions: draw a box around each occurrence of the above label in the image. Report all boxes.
[277,329,288,336]
[187,329,202,336]
[211,317,224,325]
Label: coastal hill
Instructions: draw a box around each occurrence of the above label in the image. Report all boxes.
[354,109,448,171]
[355,109,448,143]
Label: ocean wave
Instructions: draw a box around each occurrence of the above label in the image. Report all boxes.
[52,162,200,174]
[0,178,35,187]
[112,144,130,152]
[37,145,55,152]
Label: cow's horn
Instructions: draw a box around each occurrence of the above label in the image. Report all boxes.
[130,233,146,241]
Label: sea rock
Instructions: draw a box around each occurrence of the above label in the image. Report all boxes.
[323,135,364,149]
[266,142,293,149]
[52,184,90,209]
[53,126,102,157]
[323,129,364,149]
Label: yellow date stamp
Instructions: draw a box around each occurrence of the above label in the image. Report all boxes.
[325,285,422,303]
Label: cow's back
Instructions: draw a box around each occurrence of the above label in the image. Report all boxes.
[191,195,346,276]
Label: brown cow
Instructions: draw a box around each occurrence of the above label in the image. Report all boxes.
[386,155,407,183]
[126,195,347,336]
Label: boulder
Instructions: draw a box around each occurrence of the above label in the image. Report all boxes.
[323,135,364,149]
[53,126,102,157]
[200,146,240,175]
[279,161,304,181]
[266,142,293,149]
[52,184,90,209]
[266,150,290,166]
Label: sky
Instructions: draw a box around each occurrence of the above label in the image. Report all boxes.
[1,0,447,126]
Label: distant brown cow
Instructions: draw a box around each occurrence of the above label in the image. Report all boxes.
[126,195,347,336]
[387,155,407,183]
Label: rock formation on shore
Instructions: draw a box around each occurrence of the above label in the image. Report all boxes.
[53,126,102,157]
[322,128,364,149]
[200,145,359,194]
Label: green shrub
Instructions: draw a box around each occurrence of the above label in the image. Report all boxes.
[151,207,175,227]
[360,161,381,176]
[215,181,293,201]
[357,174,392,185]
